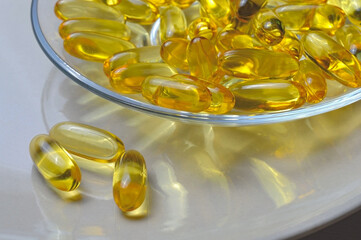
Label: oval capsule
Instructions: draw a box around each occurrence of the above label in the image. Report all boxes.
[146,0,170,7]
[335,24,361,62]
[219,49,299,80]
[112,0,159,25]
[142,75,212,112]
[110,63,177,93]
[49,122,125,163]
[231,0,268,22]
[171,0,196,8]
[59,18,131,40]
[160,38,189,71]
[113,150,147,212]
[271,31,303,60]
[187,17,218,40]
[64,32,135,62]
[199,0,232,26]
[302,32,361,88]
[229,79,306,111]
[160,6,187,42]
[102,0,120,5]
[29,134,81,191]
[328,0,361,27]
[55,0,124,21]
[104,46,162,77]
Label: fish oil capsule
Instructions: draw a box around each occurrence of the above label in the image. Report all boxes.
[302,32,361,88]
[126,22,151,47]
[142,75,212,112]
[49,122,125,163]
[29,134,81,191]
[219,49,299,80]
[58,19,131,40]
[102,0,120,5]
[55,0,124,21]
[187,37,218,80]
[328,0,361,27]
[110,63,177,93]
[229,79,306,111]
[160,38,189,71]
[187,17,218,40]
[171,0,196,9]
[293,60,327,103]
[335,24,361,61]
[231,0,268,22]
[268,0,327,5]
[64,32,135,62]
[271,31,303,60]
[112,0,159,25]
[146,0,170,7]
[173,74,235,114]
[251,9,285,46]
[160,6,187,42]
[274,4,346,35]
[198,0,231,27]
[104,46,162,77]
[113,150,147,212]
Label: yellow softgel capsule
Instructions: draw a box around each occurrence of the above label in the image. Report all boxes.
[29,134,81,191]
[187,37,218,80]
[58,18,131,40]
[187,17,218,40]
[104,46,162,77]
[302,32,361,88]
[229,79,306,111]
[126,22,151,47]
[49,122,125,163]
[274,4,346,35]
[102,0,120,5]
[146,0,170,7]
[293,60,327,104]
[64,32,135,62]
[171,0,196,8]
[198,0,231,26]
[160,38,189,71]
[110,63,177,93]
[335,24,361,61]
[219,49,299,80]
[271,31,303,60]
[55,0,124,21]
[268,0,327,5]
[112,0,159,25]
[160,6,187,42]
[231,0,268,22]
[142,75,212,112]
[113,150,147,212]
[328,0,361,27]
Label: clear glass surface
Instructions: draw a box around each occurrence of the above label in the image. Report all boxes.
[31,0,361,126]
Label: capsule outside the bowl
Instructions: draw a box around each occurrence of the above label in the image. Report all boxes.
[29,134,81,191]
[49,122,125,163]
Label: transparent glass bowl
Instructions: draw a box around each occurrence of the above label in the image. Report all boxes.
[31,0,361,126]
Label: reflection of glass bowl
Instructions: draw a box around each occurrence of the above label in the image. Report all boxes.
[31,0,361,125]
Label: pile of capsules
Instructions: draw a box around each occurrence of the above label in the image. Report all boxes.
[54,0,361,114]
[29,122,147,213]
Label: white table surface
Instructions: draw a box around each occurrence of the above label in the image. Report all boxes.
[2,1,361,239]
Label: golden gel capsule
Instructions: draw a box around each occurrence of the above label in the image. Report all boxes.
[335,24,361,62]
[146,0,170,7]
[55,0,124,21]
[127,22,151,48]
[187,17,218,40]
[58,18,131,40]
[302,32,361,88]
[293,60,327,104]
[142,75,212,112]
[171,0,196,8]
[274,4,346,35]
[102,0,120,5]
[110,63,177,93]
[199,0,231,26]
[328,0,361,27]
[104,46,162,77]
[173,74,235,114]
[187,37,218,80]
[112,0,159,25]
[268,0,327,5]
[229,79,306,111]
[160,38,189,71]
[29,134,81,191]
[271,31,303,60]
[219,49,299,80]
[160,6,187,42]
[113,150,147,212]
[49,122,125,163]
[251,9,285,46]
[231,0,268,22]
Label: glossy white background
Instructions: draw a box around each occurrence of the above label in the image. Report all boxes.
[2,1,361,239]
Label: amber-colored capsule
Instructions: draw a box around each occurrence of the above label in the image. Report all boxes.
[293,60,327,104]
[160,6,187,42]
[110,63,177,93]
[160,38,189,71]
[49,122,125,163]
[219,49,299,80]
[268,0,327,5]
[173,74,235,114]
[104,46,161,77]
[198,0,232,26]
[187,17,218,40]
[328,0,361,27]
[335,24,361,61]
[187,37,218,80]
[55,0,124,21]
[112,0,159,25]
[113,150,147,212]
[126,22,151,47]
[172,0,196,8]
[274,4,346,35]
[271,31,303,60]
[251,9,285,46]
[229,79,306,111]
[302,32,361,88]
[146,0,170,7]
[231,0,268,22]
[102,0,120,5]
[142,75,212,112]
[58,19,131,40]
[29,134,81,191]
